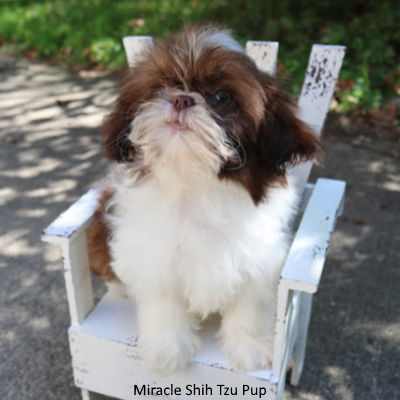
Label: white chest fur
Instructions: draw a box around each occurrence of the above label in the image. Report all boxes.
[107,166,297,316]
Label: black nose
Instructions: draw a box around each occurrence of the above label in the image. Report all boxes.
[173,95,195,112]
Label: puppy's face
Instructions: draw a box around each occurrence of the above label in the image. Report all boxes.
[102,26,320,203]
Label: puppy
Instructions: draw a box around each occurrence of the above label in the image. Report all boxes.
[87,25,320,373]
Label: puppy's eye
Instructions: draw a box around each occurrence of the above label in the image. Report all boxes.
[165,78,184,90]
[207,90,232,107]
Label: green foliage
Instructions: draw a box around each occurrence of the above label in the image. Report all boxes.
[0,0,398,112]
[90,38,124,68]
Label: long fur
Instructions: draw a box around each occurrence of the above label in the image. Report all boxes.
[88,25,320,373]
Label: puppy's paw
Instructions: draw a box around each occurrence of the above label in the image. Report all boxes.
[222,333,273,371]
[140,330,200,374]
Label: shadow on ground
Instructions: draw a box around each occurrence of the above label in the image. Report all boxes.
[287,137,400,400]
[0,53,399,400]
[0,54,113,400]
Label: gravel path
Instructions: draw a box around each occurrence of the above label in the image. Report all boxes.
[1,53,399,400]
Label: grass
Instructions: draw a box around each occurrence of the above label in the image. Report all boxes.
[0,0,399,115]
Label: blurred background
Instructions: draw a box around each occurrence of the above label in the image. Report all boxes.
[0,0,399,121]
[1,1,399,400]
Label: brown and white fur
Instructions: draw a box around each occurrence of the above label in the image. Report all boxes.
[87,25,320,374]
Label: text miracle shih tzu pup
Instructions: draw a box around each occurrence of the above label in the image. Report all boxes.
[87,25,320,373]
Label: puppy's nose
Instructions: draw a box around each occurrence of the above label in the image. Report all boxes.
[173,95,195,112]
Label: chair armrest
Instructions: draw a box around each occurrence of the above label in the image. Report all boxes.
[280,178,346,294]
[41,188,101,324]
[42,188,100,244]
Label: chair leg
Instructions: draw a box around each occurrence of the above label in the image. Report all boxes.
[81,389,91,400]
[290,292,313,386]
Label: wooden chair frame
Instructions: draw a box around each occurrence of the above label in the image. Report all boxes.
[42,37,346,400]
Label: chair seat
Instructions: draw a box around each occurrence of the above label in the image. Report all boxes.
[79,292,276,378]
[69,292,278,399]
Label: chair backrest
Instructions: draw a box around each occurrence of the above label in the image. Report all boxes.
[122,36,345,191]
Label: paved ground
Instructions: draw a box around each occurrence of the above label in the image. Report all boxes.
[1,53,399,400]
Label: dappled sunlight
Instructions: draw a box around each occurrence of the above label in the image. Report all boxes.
[17,149,41,163]
[16,106,63,124]
[76,112,105,127]
[42,193,69,203]
[0,158,62,179]
[56,91,95,102]
[21,128,70,142]
[387,172,400,185]
[0,307,30,325]
[373,323,400,344]
[43,243,62,272]
[66,161,93,177]
[0,58,113,384]
[93,92,117,107]
[26,179,77,198]
[367,160,385,173]
[31,73,68,83]
[73,148,99,161]
[28,316,51,331]
[1,229,30,245]
[382,181,400,191]
[345,321,400,343]
[324,367,354,400]
[332,226,372,250]
[0,187,17,206]
[16,208,48,218]
[0,96,29,108]
[19,273,39,288]
[1,236,39,257]
[0,330,16,345]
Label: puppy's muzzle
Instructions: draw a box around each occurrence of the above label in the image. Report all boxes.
[173,95,195,112]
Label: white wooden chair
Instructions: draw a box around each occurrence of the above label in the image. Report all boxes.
[42,37,346,400]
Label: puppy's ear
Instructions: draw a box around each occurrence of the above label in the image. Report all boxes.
[101,58,154,163]
[257,85,321,176]
[101,107,135,163]
[102,47,161,163]
[219,77,321,204]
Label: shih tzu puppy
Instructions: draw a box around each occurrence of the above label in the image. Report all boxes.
[87,25,320,373]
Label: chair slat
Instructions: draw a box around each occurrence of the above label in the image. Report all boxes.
[291,44,345,188]
[298,44,345,133]
[246,41,279,76]
[122,36,153,67]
